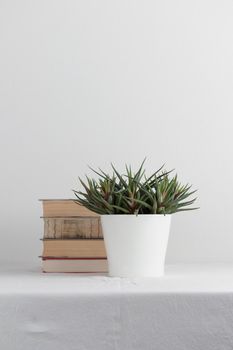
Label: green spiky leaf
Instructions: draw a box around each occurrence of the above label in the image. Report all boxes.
[73,160,198,215]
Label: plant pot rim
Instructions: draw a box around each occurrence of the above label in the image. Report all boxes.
[101,214,172,217]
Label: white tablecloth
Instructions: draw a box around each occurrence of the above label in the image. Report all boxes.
[1,263,233,350]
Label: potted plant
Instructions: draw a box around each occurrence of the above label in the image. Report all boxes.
[73,160,198,277]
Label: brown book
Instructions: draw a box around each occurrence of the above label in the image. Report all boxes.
[40,199,99,217]
[42,258,108,273]
[43,217,103,239]
[42,239,106,258]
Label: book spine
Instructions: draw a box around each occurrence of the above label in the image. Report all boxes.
[41,239,107,258]
[42,200,99,217]
[43,217,103,239]
[42,257,107,260]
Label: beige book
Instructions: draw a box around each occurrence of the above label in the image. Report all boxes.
[40,199,99,217]
[42,258,108,273]
[43,217,103,239]
[42,239,106,258]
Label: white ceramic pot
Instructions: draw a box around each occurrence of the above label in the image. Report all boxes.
[101,214,171,278]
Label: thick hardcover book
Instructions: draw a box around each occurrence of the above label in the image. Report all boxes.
[40,199,99,217]
[42,258,108,273]
[42,239,106,258]
[43,217,103,239]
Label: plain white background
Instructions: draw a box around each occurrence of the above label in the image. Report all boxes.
[0,0,232,265]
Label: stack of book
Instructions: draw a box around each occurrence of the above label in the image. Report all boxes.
[40,199,108,273]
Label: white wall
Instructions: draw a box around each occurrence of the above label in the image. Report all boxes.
[0,0,233,265]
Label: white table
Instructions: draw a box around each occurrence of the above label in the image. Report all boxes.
[1,263,233,350]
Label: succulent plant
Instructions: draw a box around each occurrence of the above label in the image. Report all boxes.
[73,160,198,215]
